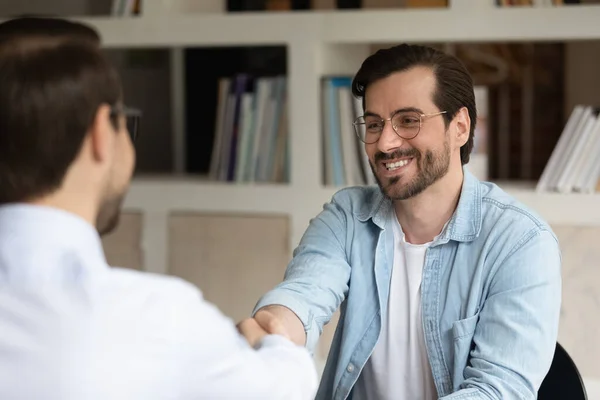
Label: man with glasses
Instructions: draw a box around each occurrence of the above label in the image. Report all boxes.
[0,17,317,399]
[252,44,561,399]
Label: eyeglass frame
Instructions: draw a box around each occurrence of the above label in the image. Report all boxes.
[353,108,447,144]
[110,105,142,142]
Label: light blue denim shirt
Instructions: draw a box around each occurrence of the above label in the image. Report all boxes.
[254,168,562,400]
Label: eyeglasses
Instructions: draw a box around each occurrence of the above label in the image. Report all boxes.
[353,110,447,144]
[110,105,142,142]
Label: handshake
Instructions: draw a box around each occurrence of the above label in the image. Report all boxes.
[236,307,291,347]
[236,305,306,348]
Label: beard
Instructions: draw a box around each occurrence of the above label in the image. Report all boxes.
[96,190,126,236]
[371,138,451,201]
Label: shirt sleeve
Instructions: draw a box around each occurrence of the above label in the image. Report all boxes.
[170,282,319,400]
[440,228,562,400]
[252,192,353,353]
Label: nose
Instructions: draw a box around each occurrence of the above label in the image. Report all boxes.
[377,120,404,154]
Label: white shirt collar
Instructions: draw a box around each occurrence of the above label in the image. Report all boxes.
[0,203,107,278]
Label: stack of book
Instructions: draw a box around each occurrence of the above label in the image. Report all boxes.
[536,105,600,193]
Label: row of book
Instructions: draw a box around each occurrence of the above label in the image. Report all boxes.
[109,0,592,17]
[111,0,141,16]
[228,1,448,12]
[321,77,376,187]
[208,74,289,183]
[205,74,597,192]
[537,105,600,193]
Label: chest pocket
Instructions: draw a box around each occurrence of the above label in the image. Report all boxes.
[451,312,479,390]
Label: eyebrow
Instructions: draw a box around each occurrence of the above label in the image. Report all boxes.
[363,106,425,118]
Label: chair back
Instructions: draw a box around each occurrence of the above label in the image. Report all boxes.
[538,342,587,400]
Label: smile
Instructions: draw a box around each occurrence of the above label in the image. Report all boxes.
[385,158,412,171]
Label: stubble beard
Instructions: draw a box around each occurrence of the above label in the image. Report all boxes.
[371,139,451,201]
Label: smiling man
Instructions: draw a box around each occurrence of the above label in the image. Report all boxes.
[252,43,562,400]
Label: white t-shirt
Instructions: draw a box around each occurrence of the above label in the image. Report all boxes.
[353,212,437,400]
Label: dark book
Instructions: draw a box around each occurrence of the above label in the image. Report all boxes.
[184,46,287,175]
[337,0,362,8]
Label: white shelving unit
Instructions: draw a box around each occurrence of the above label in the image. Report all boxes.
[64,0,600,274]
[41,0,600,395]
[80,3,600,47]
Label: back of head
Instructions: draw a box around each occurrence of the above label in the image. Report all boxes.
[0,34,121,204]
[0,16,100,46]
[352,43,477,164]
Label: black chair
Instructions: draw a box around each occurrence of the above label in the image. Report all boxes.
[538,342,587,399]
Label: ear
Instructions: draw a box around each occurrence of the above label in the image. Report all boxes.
[453,106,471,148]
[89,104,115,163]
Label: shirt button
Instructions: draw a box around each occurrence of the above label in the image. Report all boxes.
[347,363,355,373]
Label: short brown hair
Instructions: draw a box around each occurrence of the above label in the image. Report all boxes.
[352,44,477,164]
[0,38,121,203]
[0,16,100,46]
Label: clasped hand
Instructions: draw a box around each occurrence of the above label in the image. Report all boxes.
[236,309,290,347]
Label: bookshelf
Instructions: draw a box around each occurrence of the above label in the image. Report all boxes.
[56,0,600,269]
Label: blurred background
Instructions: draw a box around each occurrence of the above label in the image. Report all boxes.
[2,0,600,396]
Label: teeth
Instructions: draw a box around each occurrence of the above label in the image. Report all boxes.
[385,159,410,170]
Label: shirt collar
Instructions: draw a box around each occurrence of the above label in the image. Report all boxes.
[358,166,483,243]
[0,203,108,267]
[439,167,482,243]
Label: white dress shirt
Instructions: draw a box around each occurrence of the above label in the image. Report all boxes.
[0,204,318,400]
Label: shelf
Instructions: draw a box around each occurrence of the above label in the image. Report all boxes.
[322,5,600,44]
[70,5,600,48]
[122,176,600,226]
[497,183,600,227]
[76,13,316,47]
[123,177,293,214]
[317,183,600,227]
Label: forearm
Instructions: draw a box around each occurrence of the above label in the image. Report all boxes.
[253,194,352,351]
[256,305,306,346]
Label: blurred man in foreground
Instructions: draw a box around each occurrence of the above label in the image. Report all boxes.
[0,17,317,400]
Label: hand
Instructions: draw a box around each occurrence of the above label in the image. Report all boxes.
[254,305,306,346]
[253,309,290,340]
[237,310,291,347]
[236,317,269,348]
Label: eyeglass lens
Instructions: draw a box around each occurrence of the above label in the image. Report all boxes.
[355,110,421,143]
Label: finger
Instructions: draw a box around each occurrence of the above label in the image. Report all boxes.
[254,310,290,339]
